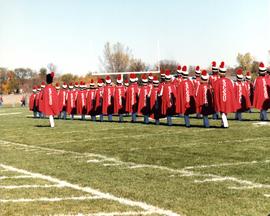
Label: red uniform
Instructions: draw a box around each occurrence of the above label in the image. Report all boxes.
[234,81,251,112]
[66,90,77,115]
[253,76,270,110]
[125,83,140,113]
[42,84,59,116]
[213,77,236,113]
[58,89,67,113]
[161,82,176,116]
[192,77,200,92]
[29,93,36,111]
[176,79,196,115]
[86,89,96,115]
[114,85,126,114]
[149,86,161,119]
[95,87,103,115]
[77,89,87,115]
[102,85,114,115]
[244,80,254,106]
[196,83,214,115]
[209,74,219,88]
[38,89,44,113]
[138,85,150,115]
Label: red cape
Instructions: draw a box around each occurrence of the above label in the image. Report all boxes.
[66,90,77,115]
[86,89,96,115]
[58,89,67,112]
[95,87,103,115]
[244,80,254,106]
[138,85,150,115]
[213,77,236,113]
[42,84,59,116]
[161,82,176,116]
[114,85,126,114]
[253,76,270,110]
[176,79,196,115]
[196,83,214,115]
[125,83,139,113]
[77,89,87,115]
[38,90,44,113]
[150,86,161,119]
[29,93,36,111]
[234,81,251,112]
[102,85,114,115]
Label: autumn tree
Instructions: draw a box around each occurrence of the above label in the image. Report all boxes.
[236,53,254,72]
[158,60,179,74]
[100,42,132,72]
[129,58,146,72]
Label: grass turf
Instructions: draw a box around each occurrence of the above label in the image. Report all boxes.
[0,107,270,215]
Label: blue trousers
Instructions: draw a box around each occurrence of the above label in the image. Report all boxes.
[167,116,172,126]
[184,115,190,127]
[143,115,149,124]
[203,115,210,128]
[131,113,137,122]
[119,114,124,122]
[212,112,219,120]
[91,115,96,121]
[108,114,113,121]
[260,110,268,121]
[235,112,242,121]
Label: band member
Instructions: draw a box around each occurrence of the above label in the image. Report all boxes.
[234,68,251,120]
[126,73,140,122]
[138,74,151,124]
[114,75,126,122]
[244,71,254,109]
[38,81,46,118]
[210,61,220,120]
[196,70,214,127]
[86,79,97,121]
[77,81,87,120]
[42,72,59,128]
[29,86,38,118]
[176,65,196,127]
[58,82,68,119]
[253,62,270,121]
[95,78,104,121]
[148,73,154,89]
[160,69,176,126]
[66,82,77,120]
[213,62,236,128]
[149,76,161,125]
[193,66,201,92]
[124,79,129,87]
[173,65,182,86]
[102,76,115,121]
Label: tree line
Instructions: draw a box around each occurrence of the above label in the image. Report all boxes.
[0,42,264,94]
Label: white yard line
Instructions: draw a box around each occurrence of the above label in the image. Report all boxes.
[0,164,181,216]
[0,184,65,189]
[0,112,22,116]
[0,196,101,203]
[1,139,270,193]
[0,175,34,180]
[53,211,155,216]
[264,194,270,198]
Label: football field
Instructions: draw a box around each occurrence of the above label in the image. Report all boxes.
[0,107,270,216]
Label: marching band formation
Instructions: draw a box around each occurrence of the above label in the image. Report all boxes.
[29,61,270,128]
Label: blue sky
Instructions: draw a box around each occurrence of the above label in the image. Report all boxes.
[0,0,269,75]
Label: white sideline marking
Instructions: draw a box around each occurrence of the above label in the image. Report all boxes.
[0,175,34,180]
[0,164,180,216]
[0,196,101,203]
[0,112,21,116]
[0,184,64,189]
[253,122,270,126]
[264,194,270,197]
[53,211,155,216]
[1,140,270,193]
[42,131,186,145]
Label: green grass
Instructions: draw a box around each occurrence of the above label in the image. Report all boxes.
[0,107,270,215]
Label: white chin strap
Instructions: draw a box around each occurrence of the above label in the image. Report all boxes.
[221,113,228,128]
[49,115,55,128]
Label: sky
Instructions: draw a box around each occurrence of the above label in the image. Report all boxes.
[0,0,270,75]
